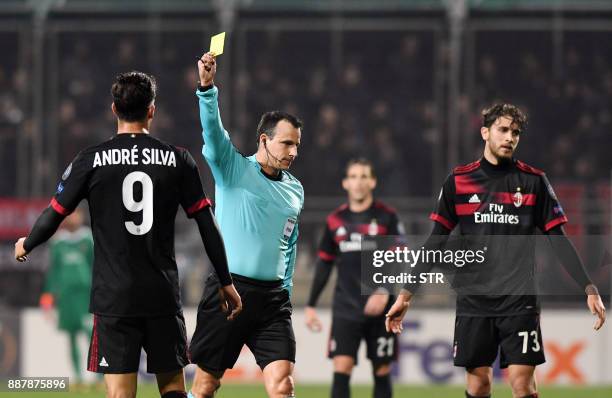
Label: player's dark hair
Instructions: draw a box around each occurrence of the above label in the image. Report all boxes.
[256,111,303,144]
[345,157,376,179]
[111,71,156,122]
[481,103,527,132]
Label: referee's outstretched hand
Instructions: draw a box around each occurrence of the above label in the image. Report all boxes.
[219,284,242,321]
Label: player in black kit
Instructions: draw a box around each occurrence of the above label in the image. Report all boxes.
[385,104,606,398]
[305,158,404,398]
[14,72,241,398]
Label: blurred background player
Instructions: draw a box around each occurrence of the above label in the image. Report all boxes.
[14,71,241,398]
[386,103,606,398]
[189,52,304,398]
[40,207,95,387]
[305,158,404,398]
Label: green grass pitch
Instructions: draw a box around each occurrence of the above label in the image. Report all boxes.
[1,384,611,397]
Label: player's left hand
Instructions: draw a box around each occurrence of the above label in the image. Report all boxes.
[219,284,242,321]
[305,306,322,332]
[385,290,412,334]
[587,291,606,331]
[14,237,29,262]
[363,292,389,317]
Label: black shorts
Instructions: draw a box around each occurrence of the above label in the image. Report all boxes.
[87,312,188,374]
[189,273,295,373]
[327,316,398,367]
[453,314,546,369]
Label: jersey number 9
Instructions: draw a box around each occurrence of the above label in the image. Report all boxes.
[122,171,154,235]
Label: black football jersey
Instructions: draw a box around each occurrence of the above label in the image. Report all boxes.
[50,133,211,316]
[431,157,568,316]
[317,201,404,320]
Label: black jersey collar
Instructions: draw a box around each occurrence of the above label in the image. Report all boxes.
[480,156,515,177]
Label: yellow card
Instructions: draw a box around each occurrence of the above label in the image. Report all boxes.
[210,32,225,56]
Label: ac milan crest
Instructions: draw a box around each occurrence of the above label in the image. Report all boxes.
[513,187,523,207]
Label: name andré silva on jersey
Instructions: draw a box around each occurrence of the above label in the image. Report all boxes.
[93,146,177,168]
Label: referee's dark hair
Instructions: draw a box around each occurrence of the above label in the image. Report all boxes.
[482,103,527,133]
[111,71,156,122]
[345,157,376,179]
[256,111,303,145]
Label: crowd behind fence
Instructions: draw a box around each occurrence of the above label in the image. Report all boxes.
[0,9,610,308]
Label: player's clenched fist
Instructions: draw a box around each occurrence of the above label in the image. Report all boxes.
[14,237,28,262]
[197,52,216,87]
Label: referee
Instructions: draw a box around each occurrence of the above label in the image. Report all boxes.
[188,52,304,398]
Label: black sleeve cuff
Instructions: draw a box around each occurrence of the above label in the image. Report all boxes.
[197,84,214,92]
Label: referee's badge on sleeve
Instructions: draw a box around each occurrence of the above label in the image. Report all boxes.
[283,218,297,239]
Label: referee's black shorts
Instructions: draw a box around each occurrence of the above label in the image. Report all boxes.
[189,273,295,373]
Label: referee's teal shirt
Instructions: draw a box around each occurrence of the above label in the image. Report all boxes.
[196,86,303,294]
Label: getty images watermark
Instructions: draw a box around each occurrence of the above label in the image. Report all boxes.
[370,245,487,285]
[360,234,610,296]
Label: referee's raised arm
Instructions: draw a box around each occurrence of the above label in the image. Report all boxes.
[196,52,247,185]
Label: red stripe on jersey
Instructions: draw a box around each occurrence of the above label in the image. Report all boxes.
[356,224,389,235]
[453,160,481,175]
[516,160,544,176]
[187,198,212,215]
[544,216,568,232]
[88,315,99,372]
[318,250,336,262]
[455,203,481,216]
[454,174,486,195]
[430,213,455,230]
[373,201,397,215]
[327,212,344,231]
[50,198,70,216]
[494,192,536,206]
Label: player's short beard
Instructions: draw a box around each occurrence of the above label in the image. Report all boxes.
[495,149,514,164]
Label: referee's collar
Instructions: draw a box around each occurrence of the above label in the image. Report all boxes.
[249,155,284,181]
[260,168,283,181]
